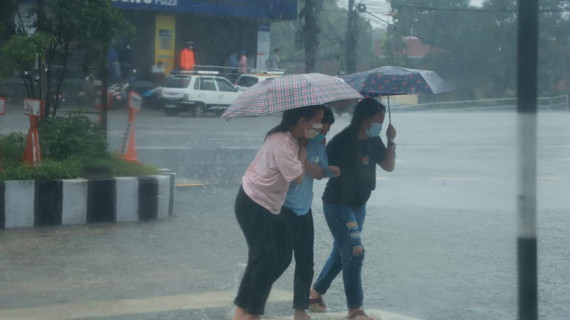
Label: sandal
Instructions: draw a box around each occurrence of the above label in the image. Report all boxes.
[347,310,374,320]
[308,296,327,313]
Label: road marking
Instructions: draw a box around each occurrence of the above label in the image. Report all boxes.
[430,176,478,181]
[0,290,292,320]
[176,183,204,187]
[265,309,423,320]
[376,177,389,181]
[544,145,570,148]
[538,175,560,181]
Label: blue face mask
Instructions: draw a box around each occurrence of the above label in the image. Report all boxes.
[311,133,326,142]
[365,122,383,137]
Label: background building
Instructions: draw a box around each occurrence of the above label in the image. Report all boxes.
[111,0,297,78]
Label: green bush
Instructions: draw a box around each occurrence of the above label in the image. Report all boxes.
[39,112,107,161]
[0,133,26,167]
[0,113,160,181]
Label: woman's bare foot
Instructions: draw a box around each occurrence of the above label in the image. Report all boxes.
[308,288,327,313]
[294,309,312,320]
[347,308,374,320]
[231,306,261,320]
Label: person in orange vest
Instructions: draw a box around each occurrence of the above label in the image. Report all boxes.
[180,41,196,71]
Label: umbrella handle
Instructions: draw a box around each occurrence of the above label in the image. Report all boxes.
[387,96,392,125]
[387,96,393,143]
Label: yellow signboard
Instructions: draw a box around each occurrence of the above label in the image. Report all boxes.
[155,14,176,76]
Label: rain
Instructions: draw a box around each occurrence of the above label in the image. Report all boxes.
[0,1,569,320]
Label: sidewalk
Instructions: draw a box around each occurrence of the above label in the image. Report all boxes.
[1,288,423,320]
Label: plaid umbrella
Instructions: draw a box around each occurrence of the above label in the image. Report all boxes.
[222,73,363,119]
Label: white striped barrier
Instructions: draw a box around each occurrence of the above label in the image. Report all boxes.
[0,172,175,229]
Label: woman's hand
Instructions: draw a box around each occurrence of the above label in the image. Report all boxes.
[327,165,341,178]
[386,124,397,142]
[298,144,307,162]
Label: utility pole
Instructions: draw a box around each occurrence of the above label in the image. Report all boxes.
[345,0,358,74]
[516,0,538,319]
[100,52,108,140]
[303,0,319,73]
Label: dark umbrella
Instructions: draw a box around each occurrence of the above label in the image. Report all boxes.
[341,66,455,123]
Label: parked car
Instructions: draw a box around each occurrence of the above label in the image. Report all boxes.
[234,71,284,92]
[159,71,240,116]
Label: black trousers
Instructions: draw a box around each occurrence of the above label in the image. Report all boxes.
[282,207,315,310]
[233,187,293,315]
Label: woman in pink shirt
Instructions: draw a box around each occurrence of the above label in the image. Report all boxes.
[232,105,325,320]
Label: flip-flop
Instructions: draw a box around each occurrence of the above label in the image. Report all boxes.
[308,296,327,313]
[347,310,374,320]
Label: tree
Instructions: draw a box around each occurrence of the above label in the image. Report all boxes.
[0,0,20,40]
[0,0,133,120]
[537,0,570,94]
[387,0,569,99]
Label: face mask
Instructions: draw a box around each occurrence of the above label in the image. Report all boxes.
[305,122,322,139]
[311,133,326,142]
[365,122,383,137]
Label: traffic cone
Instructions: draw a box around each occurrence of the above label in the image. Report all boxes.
[118,92,140,163]
[22,118,41,166]
[120,123,138,163]
[118,108,139,163]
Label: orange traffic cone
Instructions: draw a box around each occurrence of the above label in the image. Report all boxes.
[22,120,41,166]
[119,123,138,162]
[118,107,139,163]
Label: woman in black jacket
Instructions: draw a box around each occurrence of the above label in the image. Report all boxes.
[310,98,397,320]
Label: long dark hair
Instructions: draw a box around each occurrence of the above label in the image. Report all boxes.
[322,107,335,125]
[349,98,386,131]
[266,105,324,138]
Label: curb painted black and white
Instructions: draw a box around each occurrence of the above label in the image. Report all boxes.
[0,172,175,229]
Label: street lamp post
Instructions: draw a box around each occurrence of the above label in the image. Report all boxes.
[516,0,539,319]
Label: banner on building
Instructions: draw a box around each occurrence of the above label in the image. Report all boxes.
[256,25,270,69]
[155,14,176,75]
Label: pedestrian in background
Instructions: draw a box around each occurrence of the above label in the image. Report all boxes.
[238,49,248,74]
[107,44,121,83]
[265,48,281,70]
[282,107,340,320]
[229,51,239,81]
[309,98,397,320]
[151,60,166,82]
[180,41,196,71]
[231,105,325,320]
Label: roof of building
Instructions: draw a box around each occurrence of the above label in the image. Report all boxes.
[375,36,437,58]
[112,0,297,20]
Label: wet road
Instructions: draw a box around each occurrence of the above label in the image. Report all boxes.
[1,108,570,319]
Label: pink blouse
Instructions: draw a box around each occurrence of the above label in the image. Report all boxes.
[242,132,303,214]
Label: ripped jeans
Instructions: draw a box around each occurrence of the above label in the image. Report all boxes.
[312,202,366,309]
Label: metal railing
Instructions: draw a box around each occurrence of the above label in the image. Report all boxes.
[394,94,569,112]
[182,65,286,83]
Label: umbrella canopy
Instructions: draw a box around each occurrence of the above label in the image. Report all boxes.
[341,66,455,97]
[222,73,363,119]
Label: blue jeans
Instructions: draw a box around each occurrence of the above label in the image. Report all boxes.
[313,202,366,309]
